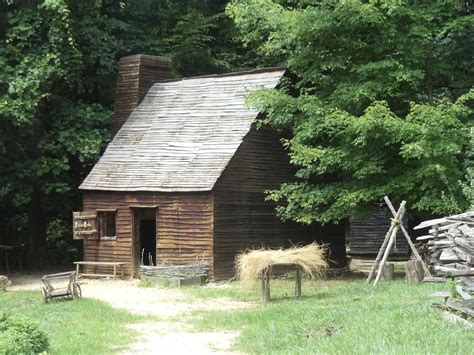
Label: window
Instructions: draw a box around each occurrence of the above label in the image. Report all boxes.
[97,211,116,239]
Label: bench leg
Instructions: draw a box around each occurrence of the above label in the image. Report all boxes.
[121,265,124,279]
[113,266,117,280]
[76,263,80,281]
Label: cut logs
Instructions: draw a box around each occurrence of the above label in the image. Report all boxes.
[414,211,474,278]
[405,260,424,284]
[381,263,394,281]
[416,212,474,318]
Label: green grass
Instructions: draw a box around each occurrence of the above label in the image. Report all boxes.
[2,276,472,354]
[0,291,146,354]
[181,276,474,354]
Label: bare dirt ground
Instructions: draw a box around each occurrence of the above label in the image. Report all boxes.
[6,273,254,354]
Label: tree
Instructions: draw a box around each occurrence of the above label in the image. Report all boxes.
[0,0,249,265]
[464,127,474,209]
[0,0,113,263]
[228,0,474,224]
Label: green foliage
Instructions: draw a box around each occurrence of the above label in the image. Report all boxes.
[0,313,49,354]
[167,10,220,76]
[46,218,80,264]
[464,127,474,209]
[230,0,474,223]
[0,0,114,258]
[0,0,249,262]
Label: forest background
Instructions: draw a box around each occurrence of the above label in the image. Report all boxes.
[0,0,472,266]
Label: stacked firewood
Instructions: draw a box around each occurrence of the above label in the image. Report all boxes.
[414,211,474,278]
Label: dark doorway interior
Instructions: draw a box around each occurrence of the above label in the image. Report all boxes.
[140,219,156,266]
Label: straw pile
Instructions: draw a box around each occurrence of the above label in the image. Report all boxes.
[235,243,328,283]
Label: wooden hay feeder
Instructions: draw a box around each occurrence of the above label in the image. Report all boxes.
[235,243,328,303]
[260,264,304,303]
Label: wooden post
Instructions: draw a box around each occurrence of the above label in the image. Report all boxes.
[405,260,424,284]
[367,201,406,283]
[261,268,270,303]
[295,267,302,299]
[373,205,405,287]
[381,263,394,281]
[113,265,117,280]
[384,197,431,277]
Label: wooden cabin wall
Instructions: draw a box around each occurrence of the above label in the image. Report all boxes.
[349,207,409,256]
[213,125,346,279]
[82,191,214,278]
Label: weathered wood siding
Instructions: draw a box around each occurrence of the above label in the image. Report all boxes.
[213,124,346,279]
[82,191,214,278]
[349,207,409,255]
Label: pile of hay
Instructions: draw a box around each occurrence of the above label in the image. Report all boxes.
[235,242,328,283]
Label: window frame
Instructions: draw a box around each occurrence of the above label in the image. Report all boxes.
[96,209,117,240]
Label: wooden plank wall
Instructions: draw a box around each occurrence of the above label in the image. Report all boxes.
[82,191,214,278]
[349,207,409,256]
[213,124,346,279]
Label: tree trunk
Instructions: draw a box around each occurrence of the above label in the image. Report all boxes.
[26,96,48,268]
[27,184,46,268]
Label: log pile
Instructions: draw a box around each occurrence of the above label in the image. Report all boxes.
[414,212,474,278]
[428,276,474,320]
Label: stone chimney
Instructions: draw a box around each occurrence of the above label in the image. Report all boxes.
[111,54,172,136]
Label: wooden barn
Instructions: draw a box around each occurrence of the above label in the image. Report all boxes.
[348,205,409,256]
[74,54,346,279]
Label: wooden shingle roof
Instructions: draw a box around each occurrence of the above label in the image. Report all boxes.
[80,68,285,192]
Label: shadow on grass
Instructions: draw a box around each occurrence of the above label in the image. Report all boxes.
[266,291,335,303]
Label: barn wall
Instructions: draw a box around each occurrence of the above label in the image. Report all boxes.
[82,191,214,278]
[213,124,346,279]
[349,207,409,256]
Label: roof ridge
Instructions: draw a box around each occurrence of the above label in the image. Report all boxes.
[157,67,286,84]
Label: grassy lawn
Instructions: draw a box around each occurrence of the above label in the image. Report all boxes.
[0,291,145,354]
[183,276,473,354]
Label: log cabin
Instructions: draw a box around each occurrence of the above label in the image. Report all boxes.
[74,54,347,279]
[348,205,409,256]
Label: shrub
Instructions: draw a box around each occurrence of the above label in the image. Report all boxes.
[46,218,81,265]
[0,313,49,354]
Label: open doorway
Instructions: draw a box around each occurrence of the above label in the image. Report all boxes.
[140,219,156,266]
[132,208,157,277]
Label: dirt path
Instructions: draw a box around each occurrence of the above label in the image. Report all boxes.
[7,274,252,354]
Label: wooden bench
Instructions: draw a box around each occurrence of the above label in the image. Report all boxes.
[74,261,126,280]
